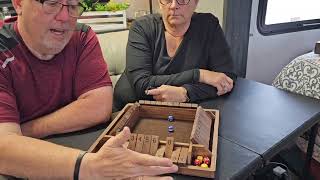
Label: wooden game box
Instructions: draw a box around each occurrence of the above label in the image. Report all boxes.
[88,100,220,178]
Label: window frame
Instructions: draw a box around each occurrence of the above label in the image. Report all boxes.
[257,0,320,36]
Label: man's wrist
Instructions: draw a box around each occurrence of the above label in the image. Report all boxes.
[74,151,87,180]
[79,152,94,180]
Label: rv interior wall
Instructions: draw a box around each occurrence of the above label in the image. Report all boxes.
[246,0,320,85]
[123,0,224,24]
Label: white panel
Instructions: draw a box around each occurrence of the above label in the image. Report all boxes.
[121,0,224,24]
[246,0,320,85]
[196,0,224,23]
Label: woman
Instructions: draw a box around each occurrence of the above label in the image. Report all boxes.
[114,0,237,110]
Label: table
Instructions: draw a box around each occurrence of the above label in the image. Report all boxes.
[46,78,320,179]
[3,78,318,180]
[46,125,263,180]
[200,78,320,178]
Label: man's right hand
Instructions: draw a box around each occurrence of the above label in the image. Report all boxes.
[80,127,178,180]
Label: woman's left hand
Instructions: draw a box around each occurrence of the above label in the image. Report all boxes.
[145,85,188,102]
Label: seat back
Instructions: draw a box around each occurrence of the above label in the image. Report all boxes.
[96,30,129,87]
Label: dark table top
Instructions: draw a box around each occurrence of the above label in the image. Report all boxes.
[172,137,263,180]
[3,78,317,180]
[46,124,263,180]
[200,78,320,160]
[45,77,320,180]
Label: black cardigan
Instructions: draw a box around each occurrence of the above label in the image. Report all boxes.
[114,13,236,110]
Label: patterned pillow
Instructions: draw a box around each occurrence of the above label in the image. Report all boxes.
[272,52,320,99]
[273,52,320,162]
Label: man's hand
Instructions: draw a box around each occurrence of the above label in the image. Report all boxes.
[80,127,178,180]
[145,85,188,102]
[199,69,234,96]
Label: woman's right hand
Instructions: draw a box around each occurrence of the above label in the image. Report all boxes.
[199,69,234,96]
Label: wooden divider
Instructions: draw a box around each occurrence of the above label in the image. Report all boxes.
[139,105,196,121]
[190,107,212,149]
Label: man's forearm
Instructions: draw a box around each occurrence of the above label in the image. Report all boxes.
[22,87,113,138]
[0,134,80,179]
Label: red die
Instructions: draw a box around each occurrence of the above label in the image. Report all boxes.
[203,157,210,165]
[194,159,201,166]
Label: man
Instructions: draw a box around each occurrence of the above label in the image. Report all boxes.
[0,0,177,179]
[114,0,236,110]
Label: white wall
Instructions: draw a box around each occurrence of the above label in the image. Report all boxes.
[246,0,320,84]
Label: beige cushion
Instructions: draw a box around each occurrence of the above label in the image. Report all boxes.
[97,30,129,86]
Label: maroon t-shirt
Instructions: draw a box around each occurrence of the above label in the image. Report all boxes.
[0,21,112,124]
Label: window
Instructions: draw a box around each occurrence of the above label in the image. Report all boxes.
[257,0,320,35]
[0,0,16,17]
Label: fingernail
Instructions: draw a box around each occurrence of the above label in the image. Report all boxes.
[173,164,179,171]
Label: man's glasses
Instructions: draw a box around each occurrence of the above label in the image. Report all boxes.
[159,0,191,5]
[36,0,85,18]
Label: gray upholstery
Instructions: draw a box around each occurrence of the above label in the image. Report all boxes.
[96,30,129,87]
[0,175,8,180]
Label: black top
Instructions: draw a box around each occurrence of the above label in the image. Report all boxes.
[114,13,236,110]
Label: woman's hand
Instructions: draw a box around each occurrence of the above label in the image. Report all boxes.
[199,69,234,96]
[80,127,178,180]
[145,85,188,102]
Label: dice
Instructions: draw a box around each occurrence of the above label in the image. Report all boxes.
[196,155,204,163]
[168,125,174,133]
[194,156,210,167]
[194,159,201,166]
[201,163,209,168]
[203,157,210,165]
[168,115,174,122]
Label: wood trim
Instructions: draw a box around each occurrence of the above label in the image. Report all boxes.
[139,105,197,121]
[205,109,220,172]
[88,104,131,152]
[88,102,219,178]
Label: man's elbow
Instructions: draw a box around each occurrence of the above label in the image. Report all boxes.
[96,103,112,123]
[79,86,113,124]
[89,93,113,124]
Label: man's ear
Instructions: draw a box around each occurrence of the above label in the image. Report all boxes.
[11,0,23,15]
